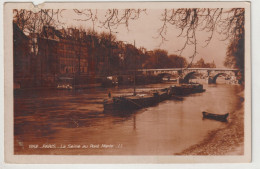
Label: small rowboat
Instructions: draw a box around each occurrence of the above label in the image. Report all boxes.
[202,111,229,122]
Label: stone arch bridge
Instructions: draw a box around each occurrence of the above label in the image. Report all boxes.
[136,68,240,84]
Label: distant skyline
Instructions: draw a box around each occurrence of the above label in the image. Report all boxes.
[55,9,230,67]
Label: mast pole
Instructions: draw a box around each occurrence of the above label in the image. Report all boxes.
[134,40,136,96]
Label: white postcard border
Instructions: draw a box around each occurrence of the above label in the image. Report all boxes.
[4,1,251,164]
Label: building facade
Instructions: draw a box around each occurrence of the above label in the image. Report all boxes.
[13,23,128,88]
[38,26,89,76]
[13,23,31,88]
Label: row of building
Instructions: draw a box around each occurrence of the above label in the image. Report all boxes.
[13,23,135,88]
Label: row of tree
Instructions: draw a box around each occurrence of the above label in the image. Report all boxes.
[95,41,216,74]
[13,8,244,81]
[132,49,216,70]
[13,10,214,76]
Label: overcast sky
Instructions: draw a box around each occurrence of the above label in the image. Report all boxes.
[58,9,230,68]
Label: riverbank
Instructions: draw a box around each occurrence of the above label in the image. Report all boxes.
[176,90,244,155]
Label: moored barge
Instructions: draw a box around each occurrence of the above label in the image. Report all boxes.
[103,86,174,111]
[103,83,205,112]
[171,83,205,95]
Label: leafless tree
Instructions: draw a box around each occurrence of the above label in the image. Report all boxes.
[13,8,245,81]
[157,8,245,69]
[73,9,98,32]
[74,9,146,35]
[13,9,64,34]
[13,9,32,31]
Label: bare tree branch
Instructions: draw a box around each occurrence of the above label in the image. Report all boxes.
[157,8,244,69]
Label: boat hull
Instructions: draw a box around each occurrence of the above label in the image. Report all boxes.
[103,84,205,112]
[103,86,174,112]
[104,94,158,112]
[202,111,229,122]
[172,84,205,95]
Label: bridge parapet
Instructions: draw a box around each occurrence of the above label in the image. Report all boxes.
[136,68,239,84]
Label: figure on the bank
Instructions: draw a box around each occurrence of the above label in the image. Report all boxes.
[108,91,111,98]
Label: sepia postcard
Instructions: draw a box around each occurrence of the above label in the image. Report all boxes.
[4,1,251,163]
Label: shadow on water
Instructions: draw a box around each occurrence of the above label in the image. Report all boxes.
[202,117,228,123]
[103,107,148,125]
[104,109,136,119]
[169,96,184,101]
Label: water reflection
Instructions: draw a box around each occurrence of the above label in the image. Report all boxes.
[14,82,242,155]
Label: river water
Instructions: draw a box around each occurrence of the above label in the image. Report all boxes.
[14,78,243,155]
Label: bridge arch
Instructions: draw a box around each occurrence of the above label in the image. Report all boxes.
[212,73,228,84]
[157,73,173,80]
[182,72,196,83]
